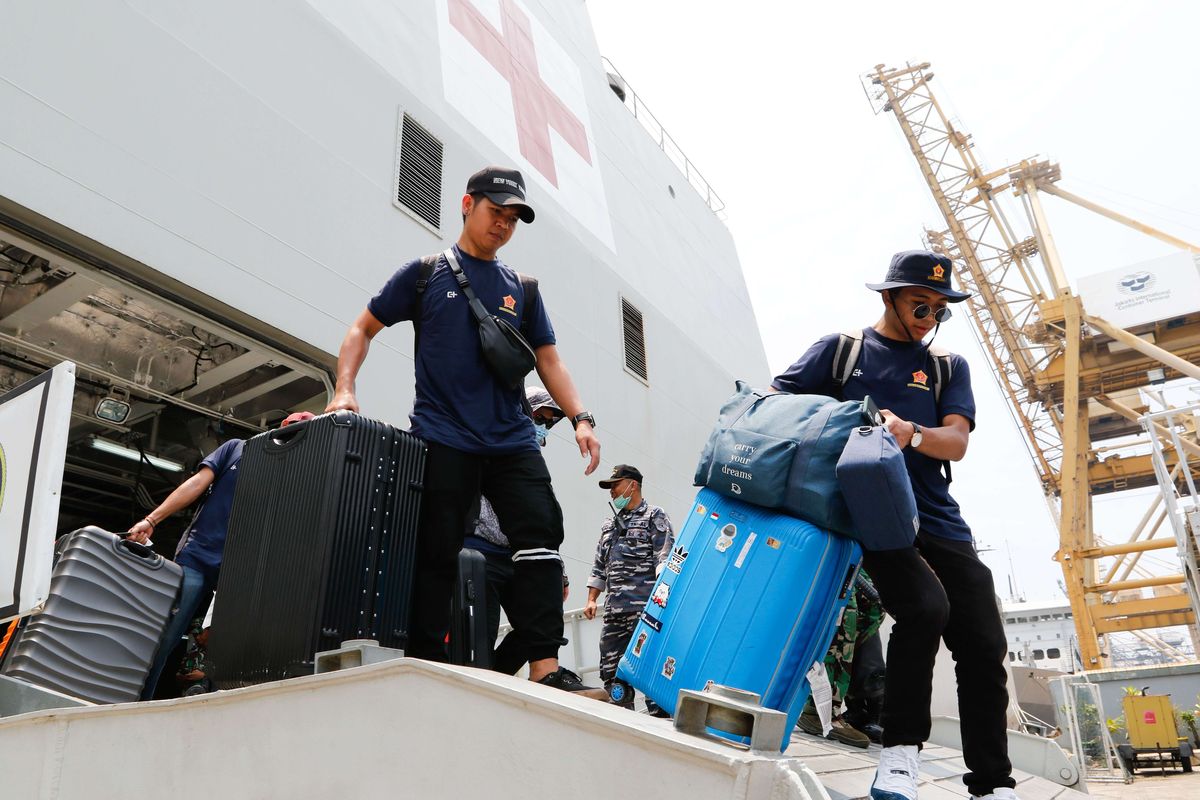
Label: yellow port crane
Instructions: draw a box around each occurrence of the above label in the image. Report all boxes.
[863,62,1200,670]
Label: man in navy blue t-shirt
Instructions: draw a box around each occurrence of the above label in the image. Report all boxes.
[128,436,243,700]
[772,251,1015,800]
[326,166,602,695]
[129,411,315,699]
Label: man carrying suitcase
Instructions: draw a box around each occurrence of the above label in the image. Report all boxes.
[327,167,602,694]
[584,464,674,713]
[771,251,1016,800]
[129,410,316,700]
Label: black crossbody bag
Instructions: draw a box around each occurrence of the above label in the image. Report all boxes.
[443,247,537,390]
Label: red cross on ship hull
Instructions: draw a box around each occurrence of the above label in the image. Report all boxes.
[449,0,592,187]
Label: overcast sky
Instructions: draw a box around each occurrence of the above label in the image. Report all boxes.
[588,0,1200,601]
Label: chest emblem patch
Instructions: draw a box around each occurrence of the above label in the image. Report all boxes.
[908,370,930,391]
[499,295,518,316]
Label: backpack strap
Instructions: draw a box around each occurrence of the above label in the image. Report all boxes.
[413,253,441,354]
[517,273,539,339]
[831,329,865,401]
[414,255,539,355]
[832,330,958,482]
[926,343,953,405]
[516,273,540,414]
[925,343,955,482]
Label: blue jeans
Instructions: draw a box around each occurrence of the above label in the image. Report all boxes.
[141,565,217,700]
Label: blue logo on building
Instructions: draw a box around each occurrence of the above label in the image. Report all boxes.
[1118,272,1155,295]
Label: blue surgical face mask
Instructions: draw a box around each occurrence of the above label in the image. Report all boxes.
[611,483,634,511]
[534,423,548,447]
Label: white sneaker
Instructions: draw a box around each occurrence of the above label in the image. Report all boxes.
[870,744,920,800]
[972,789,1019,800]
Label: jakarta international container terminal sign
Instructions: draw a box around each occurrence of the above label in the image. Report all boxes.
[0,362,74,623]
[1077,251,1200,330]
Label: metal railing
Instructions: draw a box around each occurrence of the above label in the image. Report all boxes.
[1140,395,1200,634]
[497,606,603,681]
[601,58,726,216]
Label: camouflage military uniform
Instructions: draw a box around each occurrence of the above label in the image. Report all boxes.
[825,570,884,707]
[588,500,674,706]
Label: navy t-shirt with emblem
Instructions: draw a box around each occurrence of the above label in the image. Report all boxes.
[367,244,555,454]
[175,438,244,580]
[771,327,976,542]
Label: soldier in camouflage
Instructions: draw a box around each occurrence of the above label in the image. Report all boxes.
[798,570,885,747]
[584,464,674,712]
[830,571,885,711]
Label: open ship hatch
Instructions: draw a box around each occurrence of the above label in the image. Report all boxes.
[0,224,331,543]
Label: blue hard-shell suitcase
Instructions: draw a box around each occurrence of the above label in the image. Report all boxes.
[615,488,861,750]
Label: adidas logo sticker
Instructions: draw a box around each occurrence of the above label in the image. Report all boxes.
[666,544,689,574]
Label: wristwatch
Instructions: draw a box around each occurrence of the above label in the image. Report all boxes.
[910,422,924,449]
[571,411,596,430]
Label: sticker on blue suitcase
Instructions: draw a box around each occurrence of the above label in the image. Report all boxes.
[632,631,647,658]
[733,532,757,568]
[666,545,688,574]
[662,657,676,680]
[715,523,737,552]
[651,583,670,608]
[640,610,663,632]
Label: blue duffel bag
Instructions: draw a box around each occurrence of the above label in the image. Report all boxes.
[836,425,919,551]
[694,381,880,535]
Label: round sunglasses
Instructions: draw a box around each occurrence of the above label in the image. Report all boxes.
[913,304,952,323]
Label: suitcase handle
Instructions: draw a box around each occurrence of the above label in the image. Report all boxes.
[115,537,165,567]
[265,419,312,451]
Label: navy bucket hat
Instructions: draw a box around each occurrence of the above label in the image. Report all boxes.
[866,250,971,302]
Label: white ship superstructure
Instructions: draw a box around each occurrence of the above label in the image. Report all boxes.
[1002,600,1078,673]
[0,3,1093,797]
[0,0,767,609]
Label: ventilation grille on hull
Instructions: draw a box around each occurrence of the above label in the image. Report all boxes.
[621,297,648,382]
[395,112,443,230]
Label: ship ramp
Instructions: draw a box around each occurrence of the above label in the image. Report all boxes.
[0,658,1091,799]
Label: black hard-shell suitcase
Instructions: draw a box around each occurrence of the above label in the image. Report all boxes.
[2,526,182,704]
[448,548,491,668]
[209,411,425,687]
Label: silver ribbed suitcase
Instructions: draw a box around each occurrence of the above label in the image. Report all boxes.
[2,527,183,703]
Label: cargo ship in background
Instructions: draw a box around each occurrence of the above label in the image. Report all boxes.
[0,3,1096,797]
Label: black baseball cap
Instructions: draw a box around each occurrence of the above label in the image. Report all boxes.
[598,464,643,489]
[465,166,535,224]
[865,250,971,302]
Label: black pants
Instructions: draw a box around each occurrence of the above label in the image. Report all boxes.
[479,549,515,654]
[476,548,531,676]
[407,443,566,664]
[863,532,1015,796]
